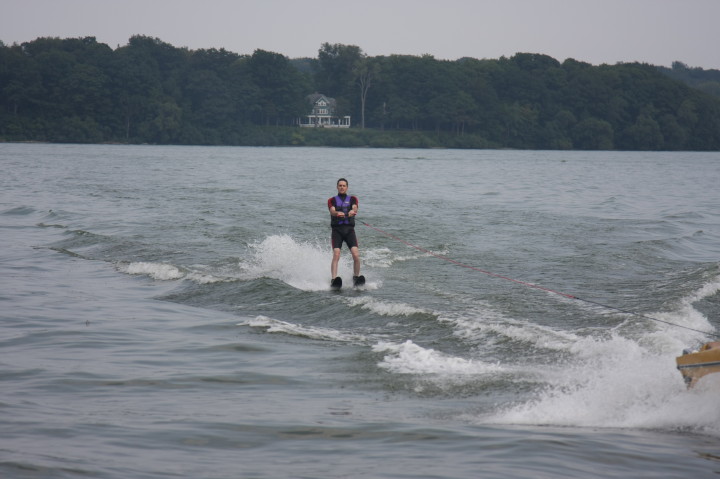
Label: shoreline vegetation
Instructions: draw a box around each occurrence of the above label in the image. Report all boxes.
[1,36,720,151]
[0,126,493,149]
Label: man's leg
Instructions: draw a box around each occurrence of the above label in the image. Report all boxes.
[331,247,342,279]
[350,246,360,276]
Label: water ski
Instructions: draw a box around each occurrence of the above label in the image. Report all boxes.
[330,277,343,290]
[353,275,366,287]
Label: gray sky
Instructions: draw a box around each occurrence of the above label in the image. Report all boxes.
[3,0,719,69]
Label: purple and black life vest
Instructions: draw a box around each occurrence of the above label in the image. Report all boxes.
[331,194,355,226]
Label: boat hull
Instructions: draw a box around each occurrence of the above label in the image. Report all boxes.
[676,342,720,387]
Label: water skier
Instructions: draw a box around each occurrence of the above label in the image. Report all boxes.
[328,178,364,289]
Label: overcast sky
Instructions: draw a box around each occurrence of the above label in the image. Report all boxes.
[3,0,719,69]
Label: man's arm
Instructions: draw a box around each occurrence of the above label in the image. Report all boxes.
[329,198,344,218]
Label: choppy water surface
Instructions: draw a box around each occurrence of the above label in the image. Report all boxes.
[2,144,720,478]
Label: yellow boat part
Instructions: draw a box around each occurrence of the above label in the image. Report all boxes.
[676,342,720,388]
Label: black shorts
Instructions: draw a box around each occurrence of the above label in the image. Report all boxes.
[331,225,358,249]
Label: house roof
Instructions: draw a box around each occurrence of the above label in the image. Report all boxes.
[306,93,337,108]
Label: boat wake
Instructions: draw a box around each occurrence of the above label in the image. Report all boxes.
[107,228,720,435]
[240,315,368,343]
[113,234,390,291]
[478,275,720,435]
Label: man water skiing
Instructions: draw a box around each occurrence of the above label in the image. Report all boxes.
[328,178,364,289]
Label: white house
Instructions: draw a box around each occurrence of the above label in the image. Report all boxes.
[298,93,351,128]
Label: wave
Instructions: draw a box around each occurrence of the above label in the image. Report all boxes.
[67,224,720,436]
[351,269,720,434]
[243,234,403,291]
[362,246,436,268]
[243,235,334,291]
[240,315,368,343]
[117,261,231,284]
[114,234,356,287]
[480,275,720,435]
[639,268,720,347]
[1,206,36,216]
[119,261,185,281]
[441,305,584,352]
[373,340,503,376]
[679,271,720,308]
[485,335,720,436]
[344,296,430,317]
[58,231,433,293]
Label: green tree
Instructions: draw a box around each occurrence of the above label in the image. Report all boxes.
[248,49,309,126]
[315,43,363,101]
[658,113,686,150]
[621,113,664,150]
[354,56,380,129]
[4,35,720,149]
[111,36,166,141]
[572,117,614,149]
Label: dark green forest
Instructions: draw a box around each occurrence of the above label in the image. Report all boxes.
[1,35,719,150]
[658,61,720,99]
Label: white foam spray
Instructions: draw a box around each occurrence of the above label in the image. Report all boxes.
[373,340,503,376]
[345,296,429,317]
[120,261,185,280]
[240,315,367,343]
[118,261,229,284]
[244,234,389,291]
[244,235,330,290]
[481,276,720,435]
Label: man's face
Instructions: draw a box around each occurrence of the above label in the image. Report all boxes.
[337,181,348,194]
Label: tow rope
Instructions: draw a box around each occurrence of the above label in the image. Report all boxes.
[361,221,719,339]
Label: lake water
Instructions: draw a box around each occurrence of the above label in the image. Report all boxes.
[2,143,720,478]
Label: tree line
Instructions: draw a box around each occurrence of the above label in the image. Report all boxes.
[658,61,720,99]
[1,35,719,150]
